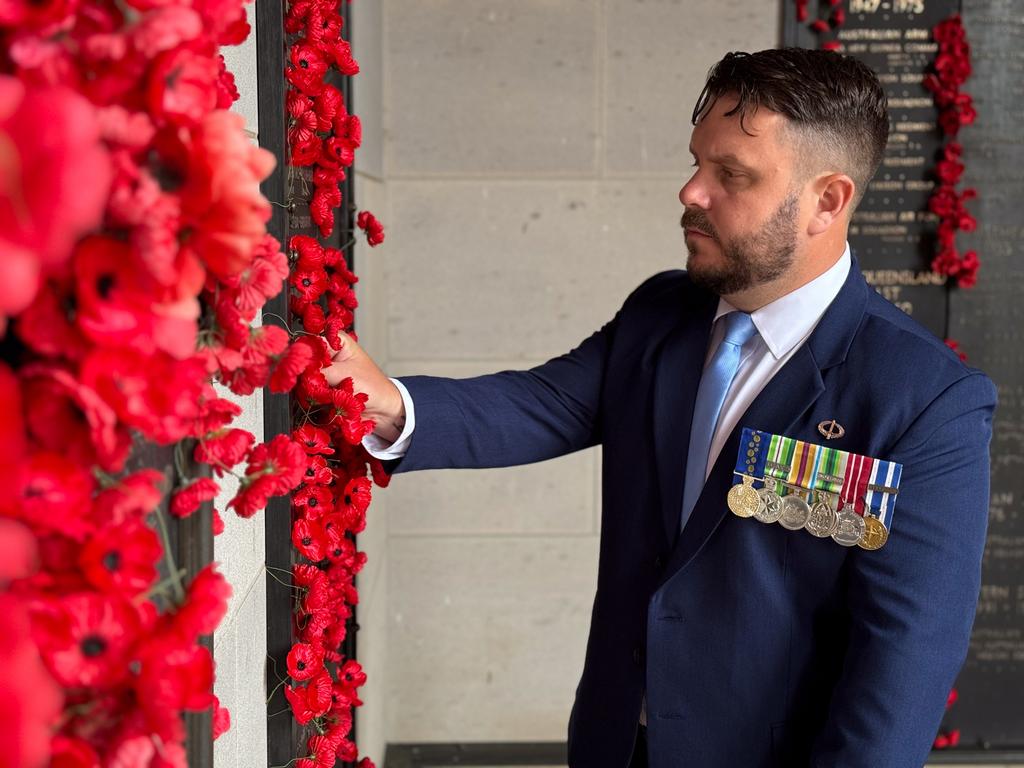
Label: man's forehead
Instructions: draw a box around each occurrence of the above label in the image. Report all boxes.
[690,98,787,158]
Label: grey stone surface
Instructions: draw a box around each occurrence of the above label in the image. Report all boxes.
[387,535,599,741]
[352,0,384,179]
[212,571,267,767]
[221,0,259,138]
[385,0,599,175]
[605,0,779,174]
[385,179,684,362]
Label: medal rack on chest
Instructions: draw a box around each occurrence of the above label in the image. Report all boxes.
[728,428,902,550]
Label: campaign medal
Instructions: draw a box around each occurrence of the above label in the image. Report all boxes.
[835,452,873,547]
[729,429,768,518]
[806,494,839,538]
[728,478,760,518]
[859,516,889,550]
[755,486,783,524]
[806,445,847,538]
[754,432,787,524]
[858,459,903,551]
[779,492,811,530]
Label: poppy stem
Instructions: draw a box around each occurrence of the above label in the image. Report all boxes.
[266,677,288,705]
[152,507,186,603]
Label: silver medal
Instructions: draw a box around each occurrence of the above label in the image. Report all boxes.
[805,496,839,538]
[754,487,783,524]
[831,510,866,547]
[778,494,811,530]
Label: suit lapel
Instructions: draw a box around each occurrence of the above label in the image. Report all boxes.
[655,258,871,586]
[651,292,717,547]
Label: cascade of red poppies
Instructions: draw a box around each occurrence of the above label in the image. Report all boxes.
[924,14,978,288]
[0,0,384,763]
[278,0,388,761]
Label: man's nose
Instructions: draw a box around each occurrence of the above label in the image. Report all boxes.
[679,174,710,211]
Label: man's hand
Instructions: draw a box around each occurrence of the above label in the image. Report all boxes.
[321,333,406,443]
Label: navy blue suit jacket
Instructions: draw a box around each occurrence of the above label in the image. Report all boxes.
[390,258,996,768]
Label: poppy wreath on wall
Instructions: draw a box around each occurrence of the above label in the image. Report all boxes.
[0,0,383,763]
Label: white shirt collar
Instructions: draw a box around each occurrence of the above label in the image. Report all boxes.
[714,243,852,360]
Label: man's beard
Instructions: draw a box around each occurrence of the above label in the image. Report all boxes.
[682,193,799,296]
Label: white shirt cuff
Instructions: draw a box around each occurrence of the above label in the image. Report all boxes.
[362,378,415,460]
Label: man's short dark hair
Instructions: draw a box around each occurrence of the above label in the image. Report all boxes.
[692,48,889,208]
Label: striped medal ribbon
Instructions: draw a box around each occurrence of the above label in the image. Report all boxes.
[859,458,904,551]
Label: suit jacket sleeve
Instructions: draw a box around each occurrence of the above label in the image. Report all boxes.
[809,371,997,767]
[385,273,675,472]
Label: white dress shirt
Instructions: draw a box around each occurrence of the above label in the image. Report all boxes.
[364,244,851,465]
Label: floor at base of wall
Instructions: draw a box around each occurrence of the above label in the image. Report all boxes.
[382,742,1024,768]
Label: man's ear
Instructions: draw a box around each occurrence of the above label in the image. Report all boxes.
[807,173,856,236]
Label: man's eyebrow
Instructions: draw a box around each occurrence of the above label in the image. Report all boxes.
[688,148,757,172]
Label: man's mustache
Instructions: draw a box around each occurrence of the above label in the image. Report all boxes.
[680,209,718,242]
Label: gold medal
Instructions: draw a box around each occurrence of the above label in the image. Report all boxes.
[728,476,760,518]
[858,515,889,551]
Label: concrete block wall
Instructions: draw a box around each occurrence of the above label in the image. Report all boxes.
[351,0,779,754]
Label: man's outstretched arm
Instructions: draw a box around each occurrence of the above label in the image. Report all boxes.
[321,320,615,471]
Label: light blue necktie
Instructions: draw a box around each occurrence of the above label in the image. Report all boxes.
[680,311,758,531]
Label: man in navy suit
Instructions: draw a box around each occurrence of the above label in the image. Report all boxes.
[324,48,995,767]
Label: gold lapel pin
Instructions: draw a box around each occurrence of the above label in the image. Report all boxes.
[818,419,845,440]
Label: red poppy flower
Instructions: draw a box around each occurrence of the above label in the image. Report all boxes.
[228,435,306,517]
[356,211,385,247]
[294,424,335,455]
[0,594,63,768]
[319,136,356,170]
[49,735,100,768]
[82,347,209,444]
[17,452,95,540]
[302,455,333,486]
[291,134,323,167]
[337,476,372,516]
[171,477,220,518]
[32,592,140,688]
[194,428,255,474]
[212,508,225,535]
[212,696,231,740]
[312,84,343,130]
[0,77,111,326]
[292,518,328,561]
[89,469,165,529]
[285,671,333,725]
[14,277,90,360]
[193,396,243,435]
[293,484,334,518]
[79,521,162,596]
[287,642,325,681]
[296,734,338,768]
[288,107,319,155]
[147,45,220,127]
[311,183,342,237]
[270,340,316,393]
[324,38,359,75]
[286,43,329,95]
[177,110,276,280]
[219,235,289,318]
[21,366,132,473]
[170,563,231,642]
[135,640,216,721]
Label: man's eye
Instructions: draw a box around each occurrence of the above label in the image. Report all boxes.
[720,167,738,179]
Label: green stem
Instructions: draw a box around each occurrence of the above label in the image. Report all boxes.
[266,677,288,705]
[152,507,186,603]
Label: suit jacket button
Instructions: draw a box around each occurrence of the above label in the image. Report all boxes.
[633,647,642,666]
[653,556,664,572]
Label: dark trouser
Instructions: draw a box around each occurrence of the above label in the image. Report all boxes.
[629,725,648,768]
